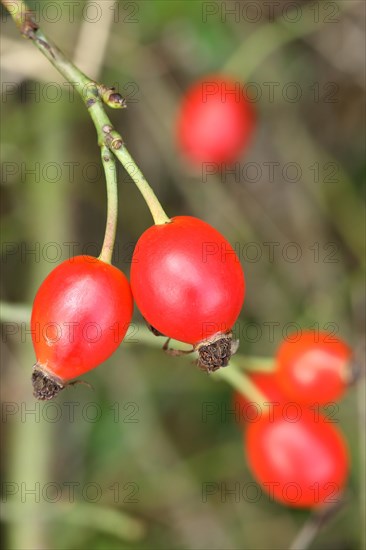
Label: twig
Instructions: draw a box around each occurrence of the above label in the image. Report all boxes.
[289,499,346,550]
[0,301,274,404]
[99,145,118,263]
[1,501,145,542]
[1,0,170,226]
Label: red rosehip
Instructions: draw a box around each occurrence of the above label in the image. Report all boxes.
[176,75,255,165]
[234,372,287,423]
[130,216,245,371]
[31,255,133,400]
[276,331,352,405]
[245,409,349,508]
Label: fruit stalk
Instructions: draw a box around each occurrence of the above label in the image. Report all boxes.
[0,298,272,405]
[214,361,268,410]
[1,0,170,227]
[99,146,118,264]
[133,325,269,407]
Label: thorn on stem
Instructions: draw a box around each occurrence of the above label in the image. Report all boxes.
[108,93,127,109]
[104,132,123,150]
[98,85,127,110]
[111,138,123,150]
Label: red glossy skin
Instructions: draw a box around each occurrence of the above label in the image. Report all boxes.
[276,331,351,405]
[177,75,255,165]
[234,372,287,423]
[130,216,245,344]
[31,256,133,381]
[245,410,349,508]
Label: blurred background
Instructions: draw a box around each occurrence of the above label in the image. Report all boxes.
[1,1,365,549]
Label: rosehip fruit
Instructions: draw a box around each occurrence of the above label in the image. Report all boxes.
[31,255,133,400]
[176,75,255,165]
[130,216,245,371]
[276,331,352,405]
[245,409,349,508]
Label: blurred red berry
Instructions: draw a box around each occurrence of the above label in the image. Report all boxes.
[276,330,351,405]
[245,409,349,508]
[177,75,255,165]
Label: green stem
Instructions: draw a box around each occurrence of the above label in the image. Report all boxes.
[128,325,272,404]
[1,0,170,227]
[1,502,145,543]
[0,302,31,323]
[234,356,275,373]
[99,146,118,264]
[113,146,170,226]
[0,299,274,404]
[213,362,268,409]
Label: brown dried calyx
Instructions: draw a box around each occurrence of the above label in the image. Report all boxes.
[32,364,93,400]
[145,321,239,373]
[195,332,239,373]
[32,364,65,401]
